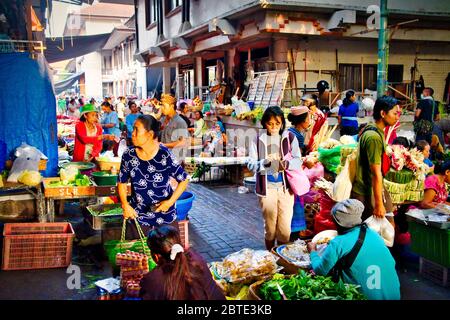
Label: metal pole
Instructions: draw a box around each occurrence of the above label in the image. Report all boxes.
[377,0,388,98]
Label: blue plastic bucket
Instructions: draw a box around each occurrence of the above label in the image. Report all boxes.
[176,191,195,221]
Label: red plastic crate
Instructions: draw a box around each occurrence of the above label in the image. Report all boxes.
[2,222,75,271]
[178,219,189,250]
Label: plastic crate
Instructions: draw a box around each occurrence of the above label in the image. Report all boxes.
[178,219,189,250]
[409,221,450,268]
[86,203,123,230]
[2,222,75,270]
[419,257,450,287]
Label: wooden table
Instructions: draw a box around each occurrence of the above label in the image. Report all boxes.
[0,182,46,222]
[42,178,131,222]
[185,157,250,184]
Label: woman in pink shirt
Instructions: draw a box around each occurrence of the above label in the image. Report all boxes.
[420,160,450,209]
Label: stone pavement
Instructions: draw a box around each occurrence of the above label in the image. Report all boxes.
[187,183,265,262]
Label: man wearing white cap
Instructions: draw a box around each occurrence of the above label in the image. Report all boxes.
[307,199,400,300]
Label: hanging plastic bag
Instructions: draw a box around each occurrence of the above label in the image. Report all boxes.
[117,138,128,159]
[364,216,395,247]
[332,148,357,202]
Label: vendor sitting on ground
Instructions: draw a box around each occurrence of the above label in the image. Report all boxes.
[419,160,450,209]
[307,199,400,300]
[139,225,226,300]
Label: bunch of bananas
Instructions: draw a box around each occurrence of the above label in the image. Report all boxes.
[235,107,264,122]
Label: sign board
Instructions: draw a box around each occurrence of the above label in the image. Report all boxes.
[247,69,289,109]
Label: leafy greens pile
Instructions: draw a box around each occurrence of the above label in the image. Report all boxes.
[49,173,91,187]
[259,271,366,300]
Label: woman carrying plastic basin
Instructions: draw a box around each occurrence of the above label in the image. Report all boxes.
[118,115,189,238]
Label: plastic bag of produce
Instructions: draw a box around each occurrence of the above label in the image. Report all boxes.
[210,249,279,285]
[364,216,395,247]
[318,146,344,173]
[17,170,42,186]
[7,155,41,183]
[303,162,324,184]
[60,166,79,183]
[314,190,337,234]
[117,138,128,158]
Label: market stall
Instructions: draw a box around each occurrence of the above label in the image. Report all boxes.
[406,207,450,287]
[208,242,367,301]
[185,156,251,184]
[41,161,132,223]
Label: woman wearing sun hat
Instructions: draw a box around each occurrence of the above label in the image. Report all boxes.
[73,103,113,162]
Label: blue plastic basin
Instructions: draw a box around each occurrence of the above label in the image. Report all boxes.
[176,191,195,221]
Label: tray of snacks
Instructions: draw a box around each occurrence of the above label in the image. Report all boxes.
[271,240,311,274]
[209,248,279,285]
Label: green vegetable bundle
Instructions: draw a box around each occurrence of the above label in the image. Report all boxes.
[385,169,414,184]
[75,173,91,186]
[98,207,123,216]
[259,270,366,300]
[48,174,91,187]
[191,162,211,179]
[318,146,344,173]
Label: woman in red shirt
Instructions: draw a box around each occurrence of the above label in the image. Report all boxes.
[73,104,111,162]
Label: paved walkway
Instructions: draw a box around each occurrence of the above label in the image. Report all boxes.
[187,183,265,262]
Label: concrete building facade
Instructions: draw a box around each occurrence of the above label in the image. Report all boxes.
[63,2,134,98]
[102,16,147,99]
[130,0,450,106]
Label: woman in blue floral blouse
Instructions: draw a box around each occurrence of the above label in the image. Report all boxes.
[118,115,189,237]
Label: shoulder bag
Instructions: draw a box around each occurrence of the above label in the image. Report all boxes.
[328,224,367,283]
[282,132,310,196]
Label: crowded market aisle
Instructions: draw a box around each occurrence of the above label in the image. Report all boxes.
[0,182,449,300]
